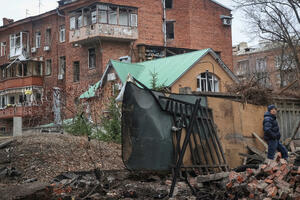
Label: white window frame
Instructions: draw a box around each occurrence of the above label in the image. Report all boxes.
[35,32,41,48]
[197,72,219,92]
[0,42,6,56]
[59,25,66,43]
[45,59,52,76]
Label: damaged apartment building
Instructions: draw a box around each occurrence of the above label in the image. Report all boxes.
[0,0,233,135]
[233,41,300,90]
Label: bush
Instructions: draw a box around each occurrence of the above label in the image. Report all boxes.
[93,97,121,143]
[64,113,93,137]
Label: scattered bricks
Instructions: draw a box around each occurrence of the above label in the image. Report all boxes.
[281,167,290,177]
[229,171,239,182]
[256,180,268,191]
[280,159,288,165]
[280,164,287,172]
[278,189,288,200]
[249,193,255,199]
[247,181,257,192]
[226,181,233,189]
[237,174,245,183]
[260,164,267,170]
[275,180,291,193]
[289,177,296,185]
[296,185,300,193]
[265,179,273,184]
[264,167,273,175]
[246,168,254,177]
[265,184,278,198]
[274,170,281,177]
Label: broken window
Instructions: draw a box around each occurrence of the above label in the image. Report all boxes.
[45,59,52,76]
[98,4,108,23]
[9,96,15,105]
[130,13,138,27]
[166,21,174,39]
[1,96,6,108]
[0,42,6,56]
[23,63,28,76]
[73,61,80,82]
[35,32,41,48]
[236,60,249,76]
[59,25,66,43]
[83,8,92,26]
[45,28,51,46]
[59,56,66,75]
[33,62,42,76]
[70,16,76,30]
[165,0,173,8]
[91,9,97,24]
[108,5,118,25]
[17,64,22,77]
[255,58,267,72]
[197,72,219,92]
[119,7,129,26]
[88,48,96,69]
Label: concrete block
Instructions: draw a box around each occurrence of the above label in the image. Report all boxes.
[13,117,22,136]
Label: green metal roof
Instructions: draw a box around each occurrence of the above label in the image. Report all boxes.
[113,48,211,88]
[80,48,238,99]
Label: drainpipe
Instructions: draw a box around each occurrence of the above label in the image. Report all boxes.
[162,0,167,48]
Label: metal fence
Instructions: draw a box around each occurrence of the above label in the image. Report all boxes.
[275,100,300,140]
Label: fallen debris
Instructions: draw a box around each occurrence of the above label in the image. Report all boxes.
[226,154,300,199]
[0,139,14,149]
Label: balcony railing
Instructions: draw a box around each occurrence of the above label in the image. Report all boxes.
[0,76,43,91]
[0,106,44,119]
[69,23,138,43]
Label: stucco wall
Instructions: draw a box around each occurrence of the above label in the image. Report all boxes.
[171,54,234,93]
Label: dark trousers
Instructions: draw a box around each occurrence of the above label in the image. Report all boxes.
[267,140,288,159]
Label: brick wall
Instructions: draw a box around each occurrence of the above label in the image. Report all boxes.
[0,0,234,127]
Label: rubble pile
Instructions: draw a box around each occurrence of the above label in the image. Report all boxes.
[226,156,300,199]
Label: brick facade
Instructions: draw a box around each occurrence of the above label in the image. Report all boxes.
[0,0,233,129]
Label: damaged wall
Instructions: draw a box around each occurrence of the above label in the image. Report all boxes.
[207,97,266,168]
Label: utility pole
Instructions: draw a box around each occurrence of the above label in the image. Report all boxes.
[26,9,30,17]
[38,0,42,14]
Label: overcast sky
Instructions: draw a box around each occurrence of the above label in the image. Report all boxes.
[0,0,251,46]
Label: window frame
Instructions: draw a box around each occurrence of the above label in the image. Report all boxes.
[0,42,6,57]
[166,21,175,39]
[35,31,41,48]
[59,56,66,76]
[45,59,52,76]
[59,25,66,43]
[196,72,219,92]
[165,0,173,9]
[73,61,80,82]
[88,48,96,69]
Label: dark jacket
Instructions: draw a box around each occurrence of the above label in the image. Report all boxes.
[263,111,281,141]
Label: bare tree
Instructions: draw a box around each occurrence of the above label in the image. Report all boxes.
[233,0,300,80]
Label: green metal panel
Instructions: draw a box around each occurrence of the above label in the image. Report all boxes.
[113,48,210,88]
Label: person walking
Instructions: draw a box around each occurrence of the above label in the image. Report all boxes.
[263,105,288,160]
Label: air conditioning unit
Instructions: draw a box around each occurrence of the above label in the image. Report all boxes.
[31,47,37,53]
[58,74,64,80]
[107,73,116,81]
[220,15,232,26]
[44,46,50,51]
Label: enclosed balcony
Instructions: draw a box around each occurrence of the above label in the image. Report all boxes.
[69,3,138,44]
[0,86,44,119]
[9,32,30,59]
[0,60,43,90]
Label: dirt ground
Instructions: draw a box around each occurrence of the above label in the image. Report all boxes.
[0,134,124,184]
[0,134,200,200]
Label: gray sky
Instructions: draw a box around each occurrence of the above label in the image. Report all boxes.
[0,0,250,45]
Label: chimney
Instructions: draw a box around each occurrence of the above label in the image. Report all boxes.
[3,18,14,26]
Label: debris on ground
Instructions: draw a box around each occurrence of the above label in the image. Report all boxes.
[0,134,123,184]
[226,154,300,199]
